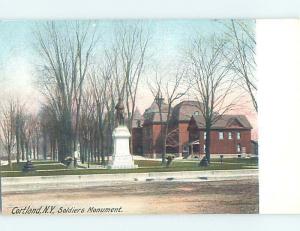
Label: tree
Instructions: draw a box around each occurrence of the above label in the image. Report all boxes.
[0,99,17,167]
[34,21,98,162]
[187,34,239,164]
[22,114,40,161]
[225,20,257,112]
[111,22,150,150]
[148,68,189,164]
[39,104,59,160]
[15,102,27,163]
[88,61,115,165]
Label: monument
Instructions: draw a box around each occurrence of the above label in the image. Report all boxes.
[108,98,137,169]
[74,144,82,166]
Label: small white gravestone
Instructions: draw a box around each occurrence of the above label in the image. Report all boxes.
[108,126,137,169]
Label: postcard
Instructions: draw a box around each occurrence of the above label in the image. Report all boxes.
[0,19,259,215]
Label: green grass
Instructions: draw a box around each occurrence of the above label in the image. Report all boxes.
[134,160,161,167]
[31,160,58,164]
[0,161,67,171]
[0,158,257,177]
[211,157,258,165]
[1,163,253,177]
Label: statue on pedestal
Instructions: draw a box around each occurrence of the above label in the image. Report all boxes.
[115,98,125,126]
[108,97,137,169]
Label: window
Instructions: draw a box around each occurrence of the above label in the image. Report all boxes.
[237,132,241,140]
[219,132,224,140]
[228,132,232,140]
[204,132,206,140]
[194,111,200,115]
[237,144,241,153]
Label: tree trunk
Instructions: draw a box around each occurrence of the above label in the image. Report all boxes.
[205,127,211,164]
[25,141,29,161]
[100,131,105,165]
[43,132,47,160]
[21,136,25,161]
[162,124,167,164]
[33,143,36,160]
[7,146,12,168]
[16,130,20,163]
[36,136,40,160]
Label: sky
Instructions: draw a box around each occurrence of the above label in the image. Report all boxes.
[0,19,257,138]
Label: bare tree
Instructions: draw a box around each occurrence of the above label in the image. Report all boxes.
[34,21,98,162]
[88,61,114,165]
[78,87,96,166]
[111,22,150,150]
[39,104,60,160]
[15,101,27,163]
[225,20,257,112]
[22,114,37,161]
[0,99,17,168]
[148,68,189,164]
[187,34,240,164]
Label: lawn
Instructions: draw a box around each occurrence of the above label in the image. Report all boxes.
[0,161,67,172]
[0,158,257,177]
[210,157,258,166]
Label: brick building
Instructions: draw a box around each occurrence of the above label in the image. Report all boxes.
[131,98,253,158]
[131,109,144,155]
[187,114,252,158]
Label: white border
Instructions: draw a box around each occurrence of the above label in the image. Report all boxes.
[0,0,299,19]
[1,0,300,230]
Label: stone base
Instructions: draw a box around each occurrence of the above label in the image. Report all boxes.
[108,152,137,169]
[108,164,138,169]
[75,158,82,167]
[108,126,138,169]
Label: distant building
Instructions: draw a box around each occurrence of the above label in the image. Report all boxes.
[187,114,252,158]
[132,98,254,158]
[131,109,143,155]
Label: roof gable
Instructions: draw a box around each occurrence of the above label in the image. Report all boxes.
[187,114,252,130]
[226,118,245,128]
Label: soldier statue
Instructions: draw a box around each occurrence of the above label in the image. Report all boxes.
[115,98,125,126]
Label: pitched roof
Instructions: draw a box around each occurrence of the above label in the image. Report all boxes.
[170,100,204,122]
[144,101,169,114]
[143,112,169,124]
[190,114,252,129]
[143,99,170,124]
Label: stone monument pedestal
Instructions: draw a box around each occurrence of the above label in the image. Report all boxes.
[108,126,137,169]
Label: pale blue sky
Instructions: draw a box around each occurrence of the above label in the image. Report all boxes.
[0,19,236,70]
[0,19,232,105]
[0,19,256,132]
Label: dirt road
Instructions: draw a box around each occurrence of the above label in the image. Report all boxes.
[2,178,258,215]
